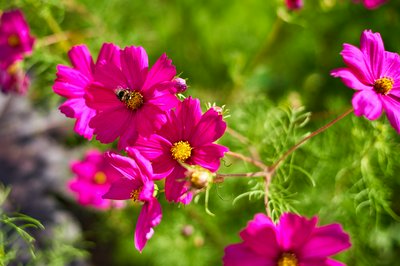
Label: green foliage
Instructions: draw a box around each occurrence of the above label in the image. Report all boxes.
[0,186,44,265]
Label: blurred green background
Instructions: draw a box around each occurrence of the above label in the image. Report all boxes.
[1,0,400,265]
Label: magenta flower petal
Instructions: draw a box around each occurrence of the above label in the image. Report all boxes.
[133,97,228,203]
[330,68,371,91]
[142,53,176,91]
[135,135,172,160]
[126,147,154,179]
[85,83,124,111]
[190,108,227,146]
[96,43,121,67]
[285,0,303,10]
[90,107,132,143]
[165,167,192,203]
[59,100,77,118]
[382,52,400,83]
[121,46,149,90]
[339,43,373,84]
[94,60,128,90]
[135,197,162,252]
[277,213,318,252]
[300,224,351,259]
[190,143,229,172]
[102,177,139,200]
[53,66,89,97]
[53,43,120,139]
[223,244,275,266]
[352,90,383,120]
[87,45,179,148]
[105,151,144,180]
[134,135,175,179]
[332,29,400,133]
[59,98,96,139]
[68,150,123,209]
[355,0,388,9]
[239,214,280,259]
[130,105,165,137]
[175,97,202,140]
[224,213,351,266]
[104,150,155,202]
[382,95,400,133]
[101,150,161,252]
[73,107,97,140]
[146,89,179,112]
[360,30,385,78]
[68,45,95,78]
[0,63,30,95]
[0,10,35,66]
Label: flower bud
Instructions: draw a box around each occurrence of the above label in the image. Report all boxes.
[285,0,303,10]
[173,77,187,93]
[185,165,214,190]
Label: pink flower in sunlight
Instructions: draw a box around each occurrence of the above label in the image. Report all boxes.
[68,150,124,210]
[103,149,162,252]
[53,43,120,139]
[223,213,351,266]
[0,9,35,68]
[0,62,30,94]
[353,0,388,9]
[85,46,179,149]
[331,30,400,133]
[285,0,304,10]
[133,97,228,204]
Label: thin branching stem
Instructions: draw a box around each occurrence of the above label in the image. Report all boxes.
[226,127,250,145]
[215,171,267,182]
[226,151,269,171]
[226,127,262,161]
[270,108,353,172]
[264,173,272,217]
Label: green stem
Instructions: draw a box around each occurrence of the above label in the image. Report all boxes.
[226,151,269,171]
[270,108,353,172]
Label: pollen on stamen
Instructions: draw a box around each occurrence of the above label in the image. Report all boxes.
[116,89,144,111]
[7,34,20,47]
[93,171,107,185]
[277,253,298,266]
[171,141,192,162]
[130,188,142,201]
[374,77,394,95]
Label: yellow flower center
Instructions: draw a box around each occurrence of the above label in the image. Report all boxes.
[374,77,394,95]
[7,34,20,47]
[171,141,192,162]
[7,62,19,75]
[130,187,142,201]
[277,253,298,266]
[93,171,107,185]
[116,89,144,111]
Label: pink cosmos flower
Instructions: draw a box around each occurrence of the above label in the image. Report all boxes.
[285,0,304,10]
[331,30,400,133]
[0,9,35,68]
[85,46,179,149]
[223,213,351,266]
[53,43,120,139]
[102,149,162,252]
[0,61,30,94]
[353,0,387,9]
[68,150,123,210]
[133,97,228,204]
